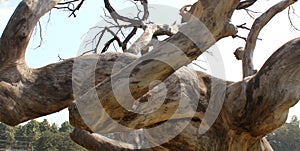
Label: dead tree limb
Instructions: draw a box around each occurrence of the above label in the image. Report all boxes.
[242,0,297,77]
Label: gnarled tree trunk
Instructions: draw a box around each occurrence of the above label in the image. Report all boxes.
[0,0,299,150]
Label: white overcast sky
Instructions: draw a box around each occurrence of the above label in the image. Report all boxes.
[0,0,299,125]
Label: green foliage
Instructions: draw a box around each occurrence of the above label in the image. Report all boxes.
[39,119,51,133]
[35,131,85,151]
[50,123,59,134]
[266,115,300,151]
[0,120,86,151]
[0,122,15,149]
[59,121,72,133]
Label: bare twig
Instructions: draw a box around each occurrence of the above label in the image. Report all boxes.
[237,23,251,30]
[232,35,247,41]
[79,0,152,54]
[104,0,146,26]
[244,8,261,19]
[192,62,207,71]
[236,0,257,10]
[33,21,43,49]
[122,27,138,50]
[288,6,300,31]
[55,0,85,17]
[58,0,79,5]
[125,24,179,54]
[57,54,66,61]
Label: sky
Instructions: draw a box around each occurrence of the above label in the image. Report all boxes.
[0,0,300,125]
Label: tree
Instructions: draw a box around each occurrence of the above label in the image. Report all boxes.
[0,120,86,150]
[266,115,300,150]
[59,121,72,133]
[14,120,41,150]
[0,0,299,150]
[0,123,15,150]
[15,120,41,142]
[50,123,59,134]
[39,119,51,133]
[35,131,86,151]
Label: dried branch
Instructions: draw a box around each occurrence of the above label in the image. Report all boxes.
[79,1,151,55]
[57,54,66,61]
[55,0,85,17]
[122,27,138,51]
[82,26,123,55]
[33,21,44,49]
[236,0,257,10]
[244,8,261,19]
[288,6,300,31]
[242,0,297,78]
[192,62,207,70]
[237,23,251,30]
[0,0,60,66]
[137,0,149,21]
[58,0,78,5]
[84,21,179,55]
[101,36,122,53]
[104,0,147,26]
[70,128,136,151]
[232,35,247,41]
[125,24,179,54]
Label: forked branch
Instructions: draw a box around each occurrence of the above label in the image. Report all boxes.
[242,0,297,77]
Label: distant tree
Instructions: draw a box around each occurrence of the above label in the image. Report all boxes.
[0,120,85,150]
[55,132,87,151]
[15,120,41,142]
[0,123,15,150]
[39,119,51,133]
[35,131,57,151]
[50,123,59,134]
[266,115,300,151]
[59,121,73,133]
[35,127,86,151]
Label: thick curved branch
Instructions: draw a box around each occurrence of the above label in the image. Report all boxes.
[70,66,211,132]
[70,38,300,149]
[0,0,238,126]
[69,0,239,133]
[0,0,60,67]
[70,128,170,151]
[226,38,300,137]
[0,53,136,126]
[70,128,136,151]
[242,0,297,77]
[0,59,73,125]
